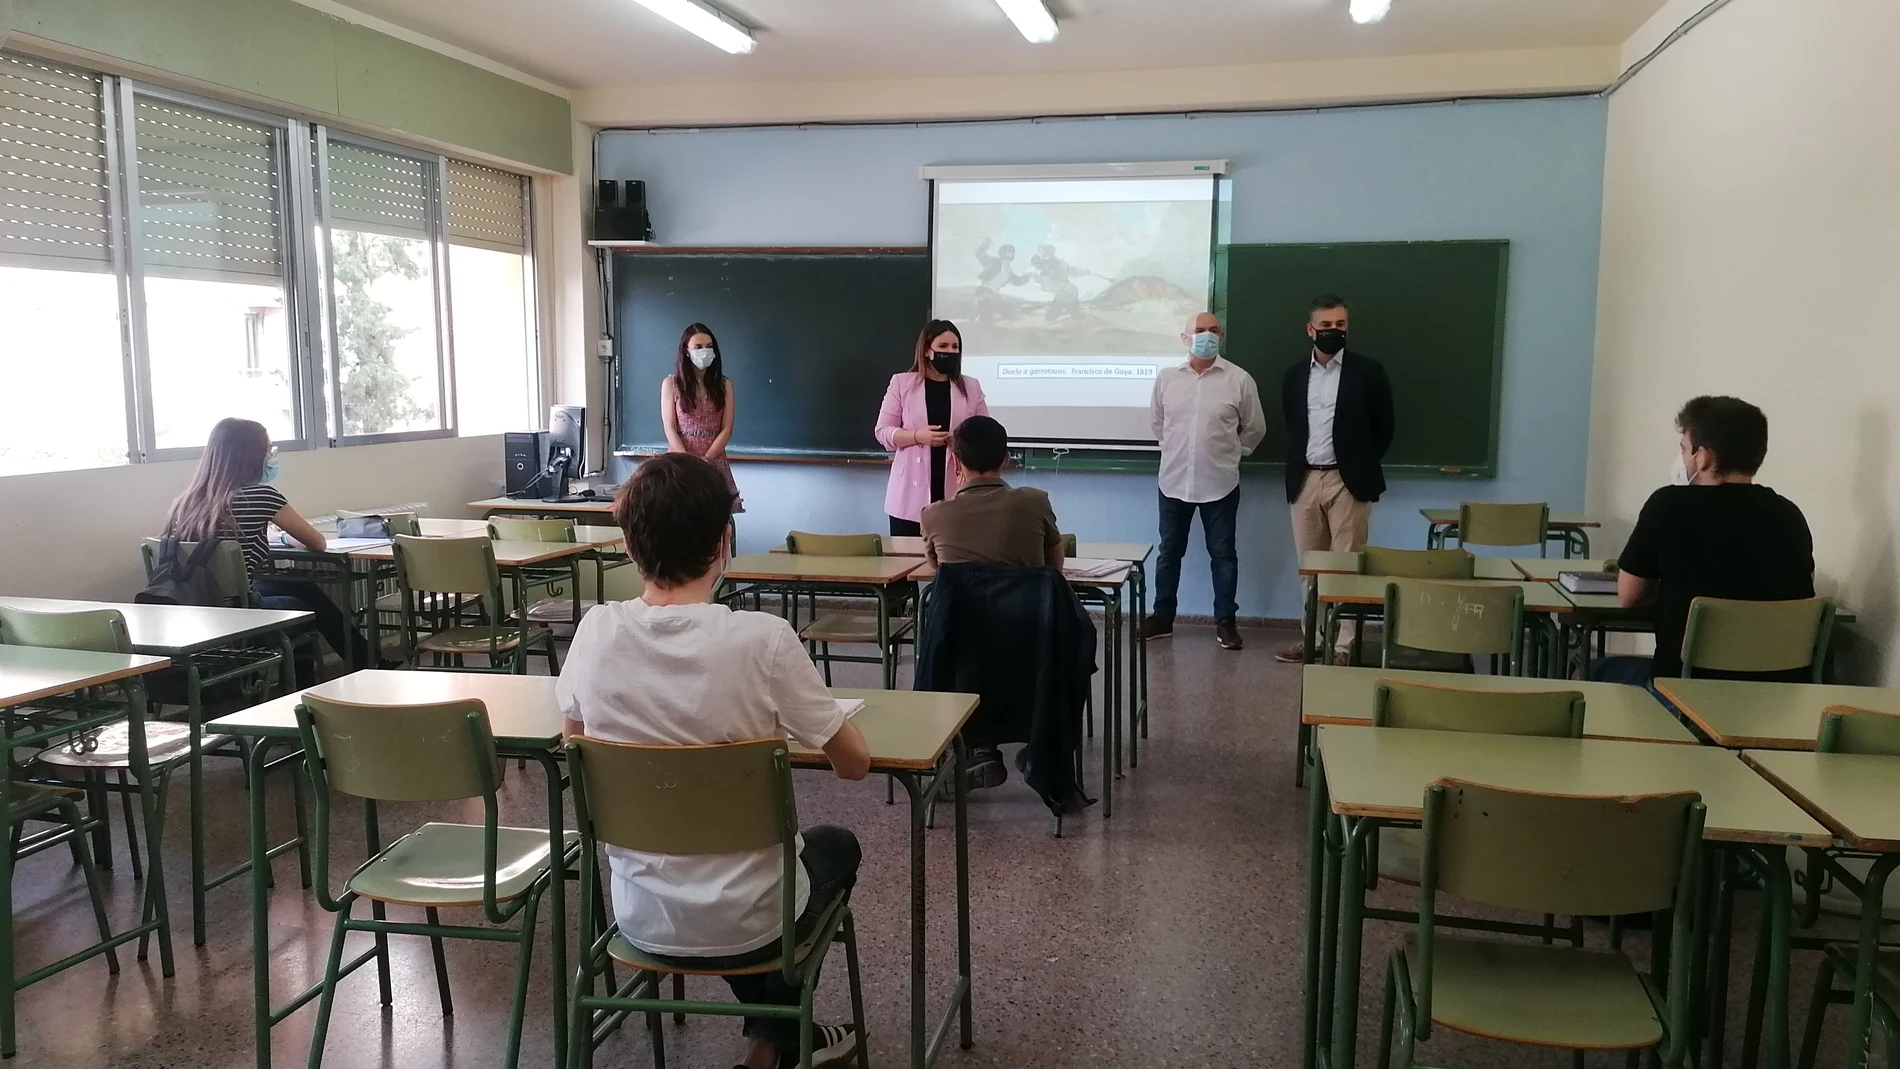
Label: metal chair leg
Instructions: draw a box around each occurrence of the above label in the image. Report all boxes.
[425,906,454,1016]
[115,769,143,882]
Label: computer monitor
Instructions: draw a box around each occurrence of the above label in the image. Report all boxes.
[548,405,586,476]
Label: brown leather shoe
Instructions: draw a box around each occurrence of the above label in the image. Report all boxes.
[1215,619,1243,650]
[1274,641,1306,663]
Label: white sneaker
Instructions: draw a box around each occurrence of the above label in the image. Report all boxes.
[802,1023,859,1067]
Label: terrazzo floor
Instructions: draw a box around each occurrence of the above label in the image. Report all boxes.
[4,623,1873,1068]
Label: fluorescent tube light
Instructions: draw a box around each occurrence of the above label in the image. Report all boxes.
[630,0,758,54]
[1349,0,1391,24]
[994,0,1059,43]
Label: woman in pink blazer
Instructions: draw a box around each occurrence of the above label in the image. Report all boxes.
[873,320,989,535]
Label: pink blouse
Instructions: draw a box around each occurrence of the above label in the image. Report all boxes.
[872,372,989,522]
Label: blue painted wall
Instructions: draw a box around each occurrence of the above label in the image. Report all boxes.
[599,97,1607,621]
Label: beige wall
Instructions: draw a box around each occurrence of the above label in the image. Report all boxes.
[0,436,506,601]
[574,45,1617,127]
[1589,0,1900,683]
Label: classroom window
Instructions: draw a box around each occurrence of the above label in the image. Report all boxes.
[130,95,299,450]
[0,46,544,474]
[0,53,131,476]
[447,160,538,436]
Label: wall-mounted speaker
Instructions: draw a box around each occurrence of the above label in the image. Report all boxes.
[594,179,654,242]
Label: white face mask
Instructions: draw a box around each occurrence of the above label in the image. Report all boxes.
[688,347,717,370]
[1668,452,1691,486]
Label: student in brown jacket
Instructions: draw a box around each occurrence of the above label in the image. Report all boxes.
[920,416,1065,570]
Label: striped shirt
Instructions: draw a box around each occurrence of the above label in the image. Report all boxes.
[230,485,288,577]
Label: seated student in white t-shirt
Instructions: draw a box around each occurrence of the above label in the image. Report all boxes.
[557,452,872,1069]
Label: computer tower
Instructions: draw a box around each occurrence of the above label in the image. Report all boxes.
[593,180,654,242]
[503,431,546,496]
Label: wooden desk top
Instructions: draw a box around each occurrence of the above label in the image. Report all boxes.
[1316,574,1573,614]
[1315,724,1828,846]
[1653,677,1900,751]
[1420,509,1599,528]
[1297,551,1519,580]
[418,518,626,549]
[470,496,617,515]
[1745,750,1900,852]
[773,536,1153,566]
[0,596,312,655]
[1300,664,1696,743]
[209,671,978,774]
[725,554,923,584]
[904,559,1132,587]
[0,645,172,709]
[346,538,594,566]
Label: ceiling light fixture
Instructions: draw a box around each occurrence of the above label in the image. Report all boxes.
[630,0,758,54]
[994,0,1059,43]
[1349,0,1391,24]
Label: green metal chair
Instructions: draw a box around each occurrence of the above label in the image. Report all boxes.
[337,508,420,536]
[295,695,576,1069]
[565,735,867,1069]
[785,531,914,687]
[1378,579,1525,676]
[486,518,625,627]
[1361,547,1477,580]
[1796,707,1900,1069]
[1061,533,1078,558]
[1679,595,1834,681]
[1372,679,1584,737]
[390,535,555,674]
[1454,502,1552,556]
[1379,780,1705,1069]
[138,538,253,606]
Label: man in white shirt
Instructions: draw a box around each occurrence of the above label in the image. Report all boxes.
[558,452,873,1069]
[1276,295,1396,663]
[1145,312,1267,650]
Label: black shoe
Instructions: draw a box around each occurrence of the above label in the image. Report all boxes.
[1141,617,1174,640]
[967,748,1007,789]
[1215,619,1242,650]
[780,1023,858,1067]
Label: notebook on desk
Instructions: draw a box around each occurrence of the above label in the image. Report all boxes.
[1558,570,1618,595]
[1063,558,1125,580]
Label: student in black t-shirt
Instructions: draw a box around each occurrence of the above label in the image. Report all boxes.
[1592,396,1815,685]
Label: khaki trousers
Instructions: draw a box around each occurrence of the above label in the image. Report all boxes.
[1292,469,1372,651]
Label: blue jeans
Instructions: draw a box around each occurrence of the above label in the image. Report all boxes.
[1153,487,1240,624]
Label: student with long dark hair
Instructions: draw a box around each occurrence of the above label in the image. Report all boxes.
[661,322,743,511]
[162,417,362,669]
[873,319,989,536]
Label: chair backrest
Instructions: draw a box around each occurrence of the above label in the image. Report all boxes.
[1382,579,1524,659]
[785,532,882,557]
[1680,596,1834,680]
[393,535,503,598]
[339,509,420,536]
[1372,679,1584,737]
[488,518,577,543]
[567,736,793,854]
[1457,502,1551,553]
[1060,533,1077,559]
[140,538,250,606]
[295,695,497,802]
[0,605,132,654]
[1817,705,1900,755]
[1360,546,1476,580]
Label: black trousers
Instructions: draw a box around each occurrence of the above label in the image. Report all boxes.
[252,578,366,681]
[645,825,862,1052]
[888,516,922,537]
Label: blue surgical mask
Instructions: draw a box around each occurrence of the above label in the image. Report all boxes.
[260,458,280,484]
[1188,331,1221,358]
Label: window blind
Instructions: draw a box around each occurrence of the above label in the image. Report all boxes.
[327,140,433,241]
[134,97,284,282]
[447,159,527,254]
[0,52,110,269]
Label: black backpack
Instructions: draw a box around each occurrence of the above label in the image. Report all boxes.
[137,538,229,606]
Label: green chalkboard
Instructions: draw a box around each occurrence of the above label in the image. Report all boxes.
[613,249,931,458]
[1216,239,1509,477]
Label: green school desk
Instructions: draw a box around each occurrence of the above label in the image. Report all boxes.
[719,554,923,689]
[1655,678,1900,750]
[1296,552,1520,666]
[0,644,174,1055]
[0,596,310,946]
[1421,507,1600,557]
[1305,725,1829,1069]
[209,672,979,1069]
[1299,663,1696,743]
[469,496,618,521]
[1746,749,1900,1069]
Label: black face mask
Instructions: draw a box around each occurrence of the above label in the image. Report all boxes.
[930,352,961,375]
[1312,329,1347,356]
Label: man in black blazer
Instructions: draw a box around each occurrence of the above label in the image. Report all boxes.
[1276,295,1396,663]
